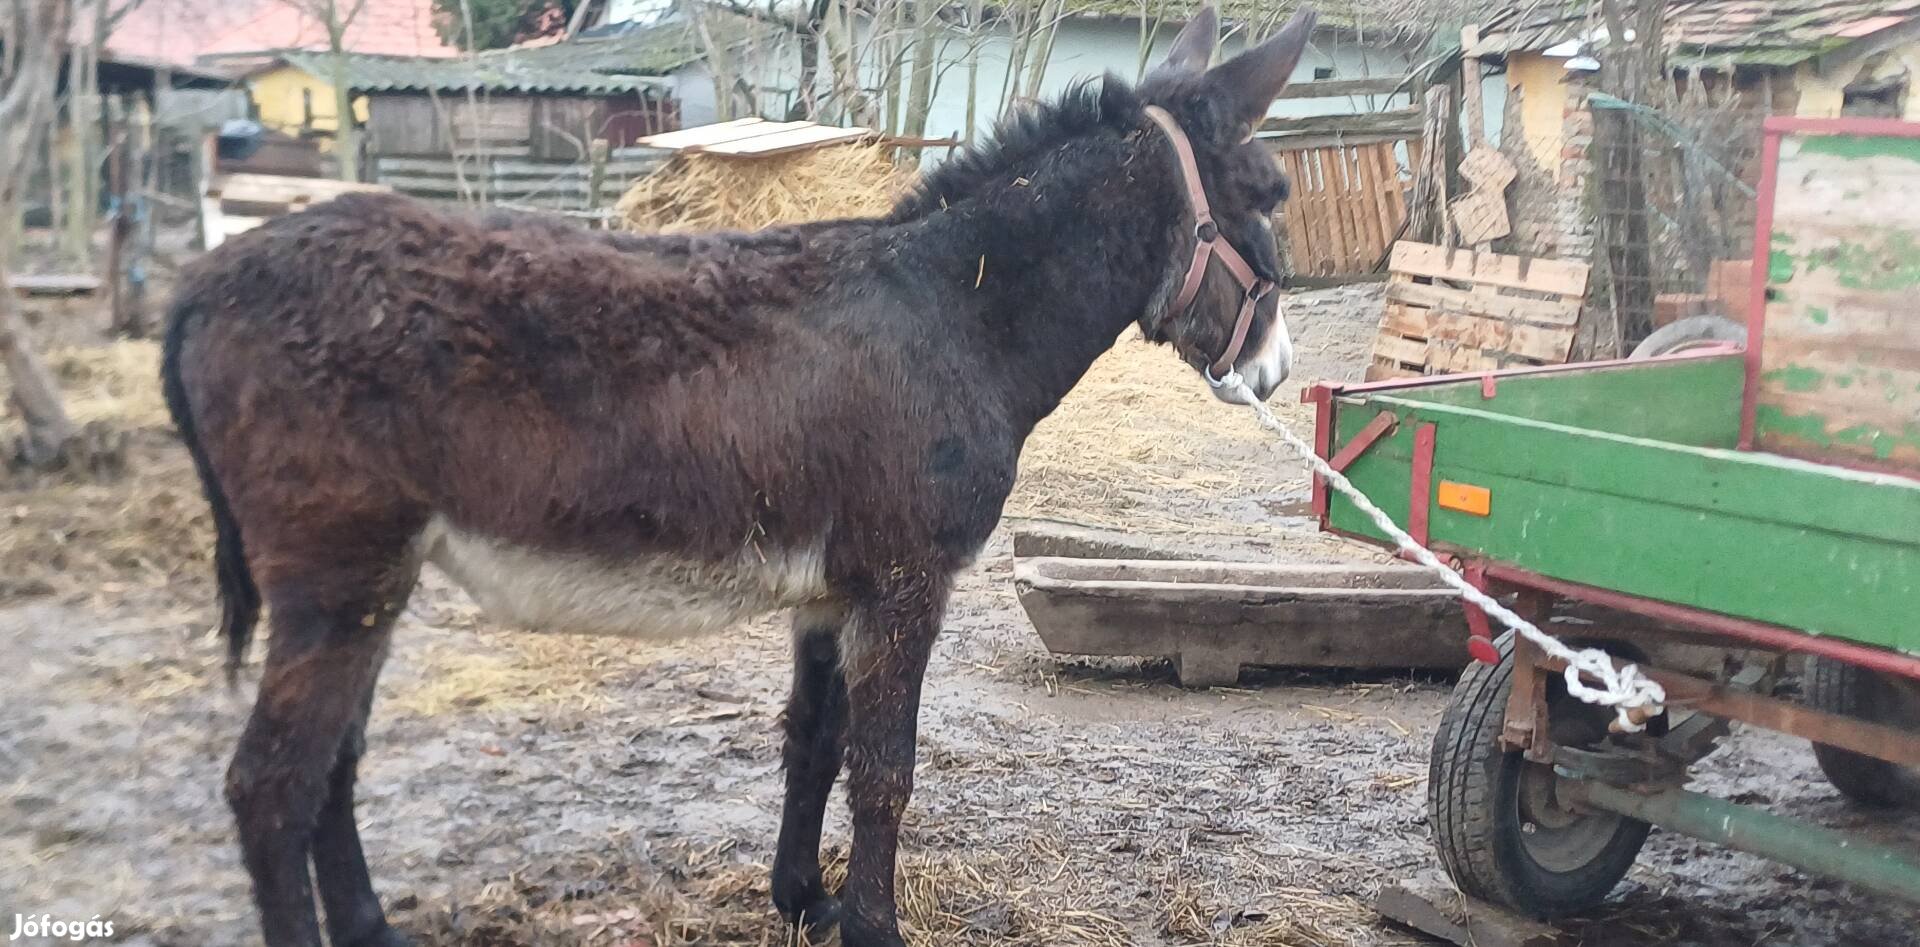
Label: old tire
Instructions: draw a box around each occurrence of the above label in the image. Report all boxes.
[1429,633,1650,918]
[1805,656,1908,807]
[1629,315,1747,359]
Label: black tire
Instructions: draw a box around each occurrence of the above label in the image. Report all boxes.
[1805,656,1908,807]
[1429,633,1651,918]
[1629,315,1747,359]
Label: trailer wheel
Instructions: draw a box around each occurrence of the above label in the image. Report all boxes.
[1629,315,1747,359]
[1805,656,1909,807]
[1430,633,1651,918]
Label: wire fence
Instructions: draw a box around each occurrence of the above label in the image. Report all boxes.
[1586,82,1765,350]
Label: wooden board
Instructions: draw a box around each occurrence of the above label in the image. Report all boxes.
[1271,139,1411,280]
[697,123,871,157]
[1369,241,1589,380]
[201,172,390,249]
[1754,127,1920,473]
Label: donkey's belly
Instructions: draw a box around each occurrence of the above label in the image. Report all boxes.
[419,517,829,638]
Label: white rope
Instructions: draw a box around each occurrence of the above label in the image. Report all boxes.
[1221,376,1667,732]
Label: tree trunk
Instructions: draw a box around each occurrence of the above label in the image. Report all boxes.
[902,1,938,138]
[0,288,79,466]
[2,0,82,469]
[330,46,359,181]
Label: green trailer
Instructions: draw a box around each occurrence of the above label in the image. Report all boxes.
[1312,117,1920,918]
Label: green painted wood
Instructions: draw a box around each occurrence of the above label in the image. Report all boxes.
[1328,394,1920,654]
[1371,355,1745,447]
[1755,131,1920,472]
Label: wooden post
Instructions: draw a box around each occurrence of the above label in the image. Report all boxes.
[1459,25,1492,253]
[1460,26,1485,149]
[105,95,133,336]
[587,137,609,214]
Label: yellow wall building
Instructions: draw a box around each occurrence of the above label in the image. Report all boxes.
[246,61,370,142]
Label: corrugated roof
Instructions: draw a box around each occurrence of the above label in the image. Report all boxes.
[1062,0,1473,37]
[1479,0,1920,65]
[273,13,772,94]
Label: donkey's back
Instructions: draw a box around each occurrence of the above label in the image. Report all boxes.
[165,193,908,656]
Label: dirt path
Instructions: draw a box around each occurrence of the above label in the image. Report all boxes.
[4,287,1918,946]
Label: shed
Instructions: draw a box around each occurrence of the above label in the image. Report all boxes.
[278,48,680,163]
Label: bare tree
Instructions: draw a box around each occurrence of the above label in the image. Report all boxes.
[1,0,83,468]
[282,0,373,180]
[55,0,146,262]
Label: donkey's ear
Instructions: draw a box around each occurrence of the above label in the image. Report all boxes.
[1159,5,1219,75]
[1207,7,1317,130]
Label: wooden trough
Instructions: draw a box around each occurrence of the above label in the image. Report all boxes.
[1013,555,1468,687]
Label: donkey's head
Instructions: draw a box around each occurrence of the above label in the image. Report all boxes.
[1130,5,1316,404]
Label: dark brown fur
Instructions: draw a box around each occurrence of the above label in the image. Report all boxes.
[163,10,1317,945]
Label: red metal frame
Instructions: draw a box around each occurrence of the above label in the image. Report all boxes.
[1762,115,1920,138]
[1328,411,1398,472]
[1740,116,1920,458]
[1741,125,1782,450]
[1310,387,1333,517]
[1409,423,1436,547]
[1312,346,1733,403]
[1482,563,1920,683]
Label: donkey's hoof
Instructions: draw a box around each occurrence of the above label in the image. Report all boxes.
[344,924,415,947]
[786,895,843,941]
[838,915,906,947]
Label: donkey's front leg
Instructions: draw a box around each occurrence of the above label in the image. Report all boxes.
[772,603,851,935]
[837,579,947,947]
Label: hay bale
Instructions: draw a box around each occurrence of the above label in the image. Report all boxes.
[615,139,915,233]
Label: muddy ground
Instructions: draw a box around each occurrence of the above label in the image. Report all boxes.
[2,283,1917,947]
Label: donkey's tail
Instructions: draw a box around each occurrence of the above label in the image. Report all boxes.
[161,300,259,680]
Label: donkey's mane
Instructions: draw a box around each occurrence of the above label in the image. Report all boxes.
[887,78,1137,223]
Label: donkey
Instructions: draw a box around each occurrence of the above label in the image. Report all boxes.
[161,7,1315,946]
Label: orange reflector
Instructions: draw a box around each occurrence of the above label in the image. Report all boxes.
[1437,481,1492,516]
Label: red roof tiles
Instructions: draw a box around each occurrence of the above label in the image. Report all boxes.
[104,0,459,66]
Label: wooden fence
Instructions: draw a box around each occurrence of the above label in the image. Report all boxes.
[371,149,667,212]
[1258,80,1421,283]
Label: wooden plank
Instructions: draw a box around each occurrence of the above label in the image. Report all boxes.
[213,172,387,204]
[1274,75,1410,100]
[1377,873,1571,947]
[1350,146,1386,267]
[1259,108,1421,139]
[1387,305,1574,363]
[1374,333,1427,366]
[7,274,101,296]
[1389,241,1589,296]
[698,124,870,157]
[1387,280,1581,326]
[636,118,777,149]
[1328,147,1358,271]
[1755,131,1920,472]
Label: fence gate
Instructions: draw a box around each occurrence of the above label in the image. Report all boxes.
[1258,89,1421,282]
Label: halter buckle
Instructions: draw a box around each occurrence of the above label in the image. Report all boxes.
[1194,220,1218,243]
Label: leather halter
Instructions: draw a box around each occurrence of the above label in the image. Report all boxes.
[1143,105,1275,384]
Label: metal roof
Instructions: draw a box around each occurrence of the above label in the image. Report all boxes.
[1063,0,1468,36]
[275,13,772,94]
[1478,0,1920,66]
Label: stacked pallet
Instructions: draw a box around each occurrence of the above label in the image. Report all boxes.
[1368,241,1590,380]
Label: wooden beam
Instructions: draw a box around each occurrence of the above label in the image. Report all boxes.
[1258,108,1422,139]
[1274,75,1411,100]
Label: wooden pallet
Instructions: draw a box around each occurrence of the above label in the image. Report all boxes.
[1368,242,1590,380]
[201,172,390,250]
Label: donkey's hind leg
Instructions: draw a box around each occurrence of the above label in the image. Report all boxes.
[772,602,852,935]
[313,647,412,947]
[228,539,419,947]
